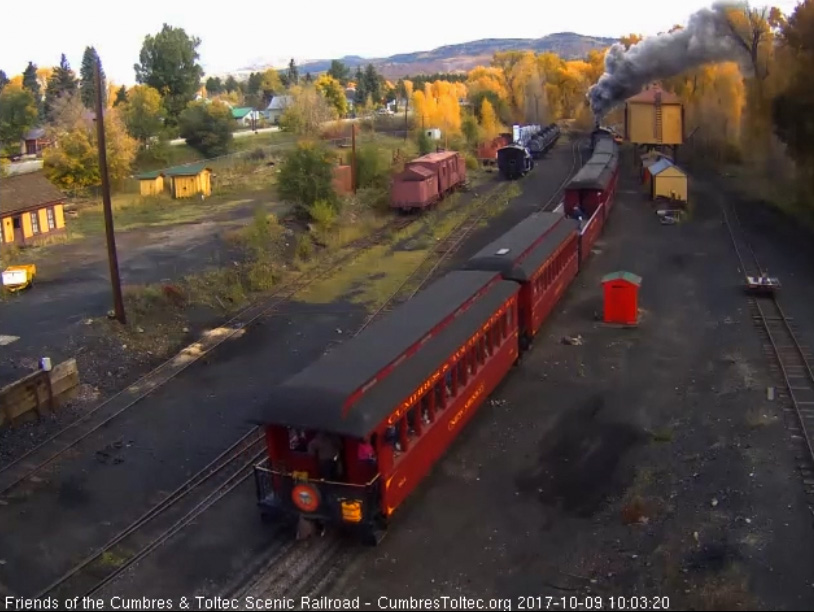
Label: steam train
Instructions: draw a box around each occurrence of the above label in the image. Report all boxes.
[252,129,619,544]
[497,123,560,180]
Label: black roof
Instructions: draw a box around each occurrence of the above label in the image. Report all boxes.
[566,144,619,191]
[464,216,579,281]
[463,212,561,273]
[497,145,529,161]
[253,279,519,436]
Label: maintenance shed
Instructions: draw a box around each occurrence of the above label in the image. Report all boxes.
[602,271,642,325]
[165,163,212,199]
[135,170,165,196]
[649,159,688,202]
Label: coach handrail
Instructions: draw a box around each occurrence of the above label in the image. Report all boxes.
[253,460,381,488]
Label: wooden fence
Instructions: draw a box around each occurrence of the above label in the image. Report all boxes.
[0,359,80,428]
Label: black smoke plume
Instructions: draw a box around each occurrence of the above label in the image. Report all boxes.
[588,2,753,119]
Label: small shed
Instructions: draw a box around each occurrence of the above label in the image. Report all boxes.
[135,170,165,196]
[164,164,213,199]
[425,128,441,140]
[601,271,642,326]
[332,165,353,196]
[649,159,688,202]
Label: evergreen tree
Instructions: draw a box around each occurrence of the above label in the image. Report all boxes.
[287,58,299,86]
[44,54,78,120]
[79,46,105,109]
[0,70,8,93]
[328,60,350,85]
[114,85,128,106]
[363,64,382,106]
[353,67,366,107]
[224,75,238,93]
[305,72,312,83]
[22,61,41,102]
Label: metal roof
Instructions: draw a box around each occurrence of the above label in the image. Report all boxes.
[0,173,64,216]
[648,159,676,176]
[463,212,564,272]
[401,165,435,180]
[164,163,212,177]
[602,271,642,286]
[135,170,164,180]
[231,107,254,119]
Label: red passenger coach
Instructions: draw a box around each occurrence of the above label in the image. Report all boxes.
[463,212,580,349]
[252,271,520,543]
[563,135,619,263]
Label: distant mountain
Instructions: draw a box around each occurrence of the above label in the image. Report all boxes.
[235,33,618,79]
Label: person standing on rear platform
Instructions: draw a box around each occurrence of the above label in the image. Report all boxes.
[308,431,341,480]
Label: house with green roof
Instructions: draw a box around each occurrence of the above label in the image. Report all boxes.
[231,106,260,127]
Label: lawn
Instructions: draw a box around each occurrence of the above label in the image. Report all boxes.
[69,190,275,238]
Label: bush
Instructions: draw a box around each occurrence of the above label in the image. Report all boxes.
[356,143,390,190]
[309,199,339,230]
[416,130,433,155]
[464,152,478,170]
[357,186,390,212]
[295,234,314,261]
[277,141,339,211]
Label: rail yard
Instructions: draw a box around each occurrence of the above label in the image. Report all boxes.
[4,2,814,607]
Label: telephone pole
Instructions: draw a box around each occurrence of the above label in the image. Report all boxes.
[351,123,357,194]
[94,57,126,324]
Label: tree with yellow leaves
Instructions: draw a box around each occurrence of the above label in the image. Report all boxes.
[315,74,348,117]
[479,98,501,141]
[280,84,336,136]
[43,94,137,189]
[122,84,166,146]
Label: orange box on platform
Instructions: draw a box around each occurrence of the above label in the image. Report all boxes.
[601,271,642,325]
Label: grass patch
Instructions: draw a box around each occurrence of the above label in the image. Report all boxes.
[71,193,262,236]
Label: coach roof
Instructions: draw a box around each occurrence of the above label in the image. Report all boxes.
[462,212,567,278]
[254,278,519,436]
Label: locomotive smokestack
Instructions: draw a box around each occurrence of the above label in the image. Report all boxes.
[587,1,753,121]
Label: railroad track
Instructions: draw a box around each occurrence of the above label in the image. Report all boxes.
[721,201,814,497]
[228,141,591,605]
[35,429,266,600]
[536,135,585,213]
[0,215,417,499]
[354,182,509,335]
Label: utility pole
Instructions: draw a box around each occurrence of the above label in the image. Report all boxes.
[94,57,126,324]
[351,123,357,194]
[404,96,408,142]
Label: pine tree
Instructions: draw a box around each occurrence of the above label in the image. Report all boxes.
[22,62,42,117]
[287,58,299,86]
[44,54,78,120]
[363,64,381,106]
[80,47,105,109]
[114,85,128,107]
[353,67,366,107]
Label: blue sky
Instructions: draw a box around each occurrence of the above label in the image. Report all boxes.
[0,0,803,86]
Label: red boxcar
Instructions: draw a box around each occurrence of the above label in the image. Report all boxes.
[390,165,439,210]
[463,212,580,348]
[252,270,519,543]
[406,151,466,198]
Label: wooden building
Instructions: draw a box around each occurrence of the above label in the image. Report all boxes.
[332,165,353,196]
[602,271,642,326]
[164,164,213,199]
[135,170,165,196]
[648,159,688,202]
[0,173,67,246]
[625,86,684,148]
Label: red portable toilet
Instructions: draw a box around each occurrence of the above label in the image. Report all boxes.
[601,271,642,325]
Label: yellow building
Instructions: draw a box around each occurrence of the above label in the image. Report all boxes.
[165,164,213,199]
[649,159,688,202]
[135,170,165,196]
[625,86,684,146]
[0,173,67,246]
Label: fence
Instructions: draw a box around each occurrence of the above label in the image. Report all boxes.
[0,359,80,428]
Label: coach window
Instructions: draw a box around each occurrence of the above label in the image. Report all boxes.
[507,305,513,328]
[421,393,433,423]
[457,358,467,388]
[399,416,410,453]
[435,382,446,411]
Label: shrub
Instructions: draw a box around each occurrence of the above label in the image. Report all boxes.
[295,234,314,261]
[416,130,433,155]
[464,152,478,170]
[356,143,390,190]
[309,199,339,230]
[357,186,390,212]
[277,141,338,211]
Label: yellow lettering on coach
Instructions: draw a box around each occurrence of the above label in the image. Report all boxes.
[448,383,486,431]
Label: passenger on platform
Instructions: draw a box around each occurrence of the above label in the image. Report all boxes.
[307,431,341,480]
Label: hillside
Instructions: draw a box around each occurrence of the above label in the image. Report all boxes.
[236,32,617,79]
